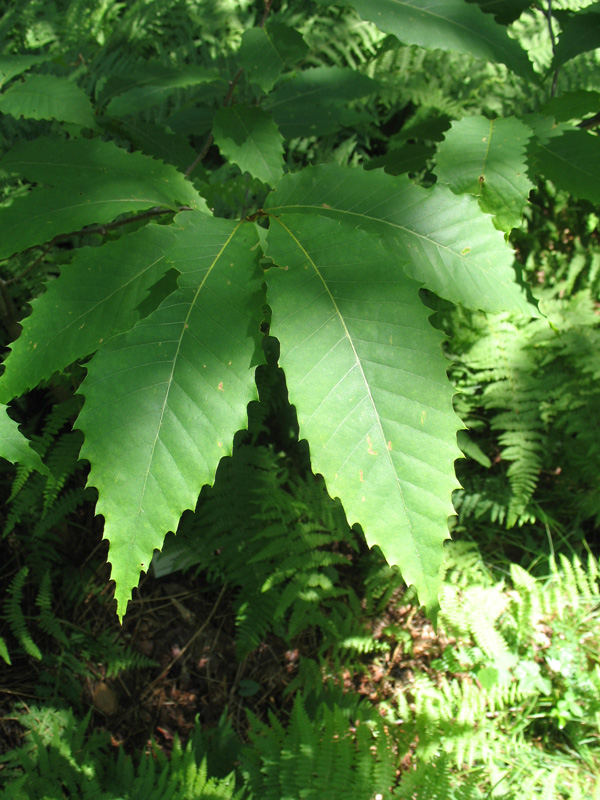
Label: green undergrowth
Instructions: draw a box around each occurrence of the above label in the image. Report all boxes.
[1,0,600,797]
[3,537,600,798]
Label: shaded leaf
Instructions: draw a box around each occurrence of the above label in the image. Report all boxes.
[117,119,200,173]
[0,137,206,259]
[528,128,600,205]
[435,115,534,231]
[267,65,377,138]
[552,4,600,69]
[0,74,96,127]
[540,90,600,124]
[0,405,49,475]
[77,216,264,617]
[324,0,536,80]
[213,105,284,185]
[265,214,461,612]
[0,55,52,88]
[239,23,308,93]
[0,223,179,402]
[465,0,532,25]
[265,164,537,315]
[105,64,223,116]
[366,143,435,176]
[269,64,377,108]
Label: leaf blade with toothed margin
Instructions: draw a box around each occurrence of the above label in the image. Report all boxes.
[265,213,462,614]
[76,215,264,618]
[435,115,534,232]
[0,137,206,259]
[0,223,180,403]
[265,163,538,316]
[0,405,49,475]
[0,74,96,127]
[212,105,284,185]
[317,0,536,80]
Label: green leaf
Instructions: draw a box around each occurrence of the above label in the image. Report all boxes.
[105,64,223,116]
[0,74,96,127]
[435,116,534,232]
[324,0,536,80]
[465,0,532,25]
[268,64,377,108]
[540,90,600,124]
[552,4,600,69]
[0,223,180,402]
[0,137,206,259]
[265,214,461,611]
[528,129,600,205]
[0,405,49,475]
[0,55,53,89]
[77,216,264,618]
[239,23,308,93]
[212,106,284,185]
[457,430,491,468]
[366,143,435,176]
[265,67,377,138]
[116,119,200,174]
[265,164,537,315]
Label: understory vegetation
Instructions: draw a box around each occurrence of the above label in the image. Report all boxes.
[0,0,600,797]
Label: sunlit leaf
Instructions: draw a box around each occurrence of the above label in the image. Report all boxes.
[266,164,537,314]
[265,214,461,611]
[435,115,534,231]
[77,215,264,617]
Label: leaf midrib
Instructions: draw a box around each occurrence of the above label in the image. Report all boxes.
[273,216,414,539]
[132,219,245,538]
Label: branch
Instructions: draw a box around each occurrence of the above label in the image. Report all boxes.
[185,0,274,178]
[184,68,244,178]
[0,205,193,278]
[545,0,560,98]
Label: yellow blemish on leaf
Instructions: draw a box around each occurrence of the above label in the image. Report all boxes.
[359,469,364,482]
[461,247,471,255]
[218,382,224,391]
[387,441,392,451]
[420,410,426,425]
[367,435,378,455]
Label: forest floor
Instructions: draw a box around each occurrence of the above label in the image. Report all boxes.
[0,520,446,767]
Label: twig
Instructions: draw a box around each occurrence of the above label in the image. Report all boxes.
[0,279,22,340]
[545,0,560,98]
[0,205,192,274]
[185,67,244,178]
[139,582,228,700]
[184,0,273,178]
[6,244,51,287]
[260,0,273,28]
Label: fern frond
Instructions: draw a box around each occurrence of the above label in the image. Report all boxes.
[42,430,84,514]
[3,566,42,660]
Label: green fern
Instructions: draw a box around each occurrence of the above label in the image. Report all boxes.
[242,691,396,800]
[164,440,362,658]
[1,705,243,799]
[393,545,600,799]
[451,290,600,529]
[3,566,42,662]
